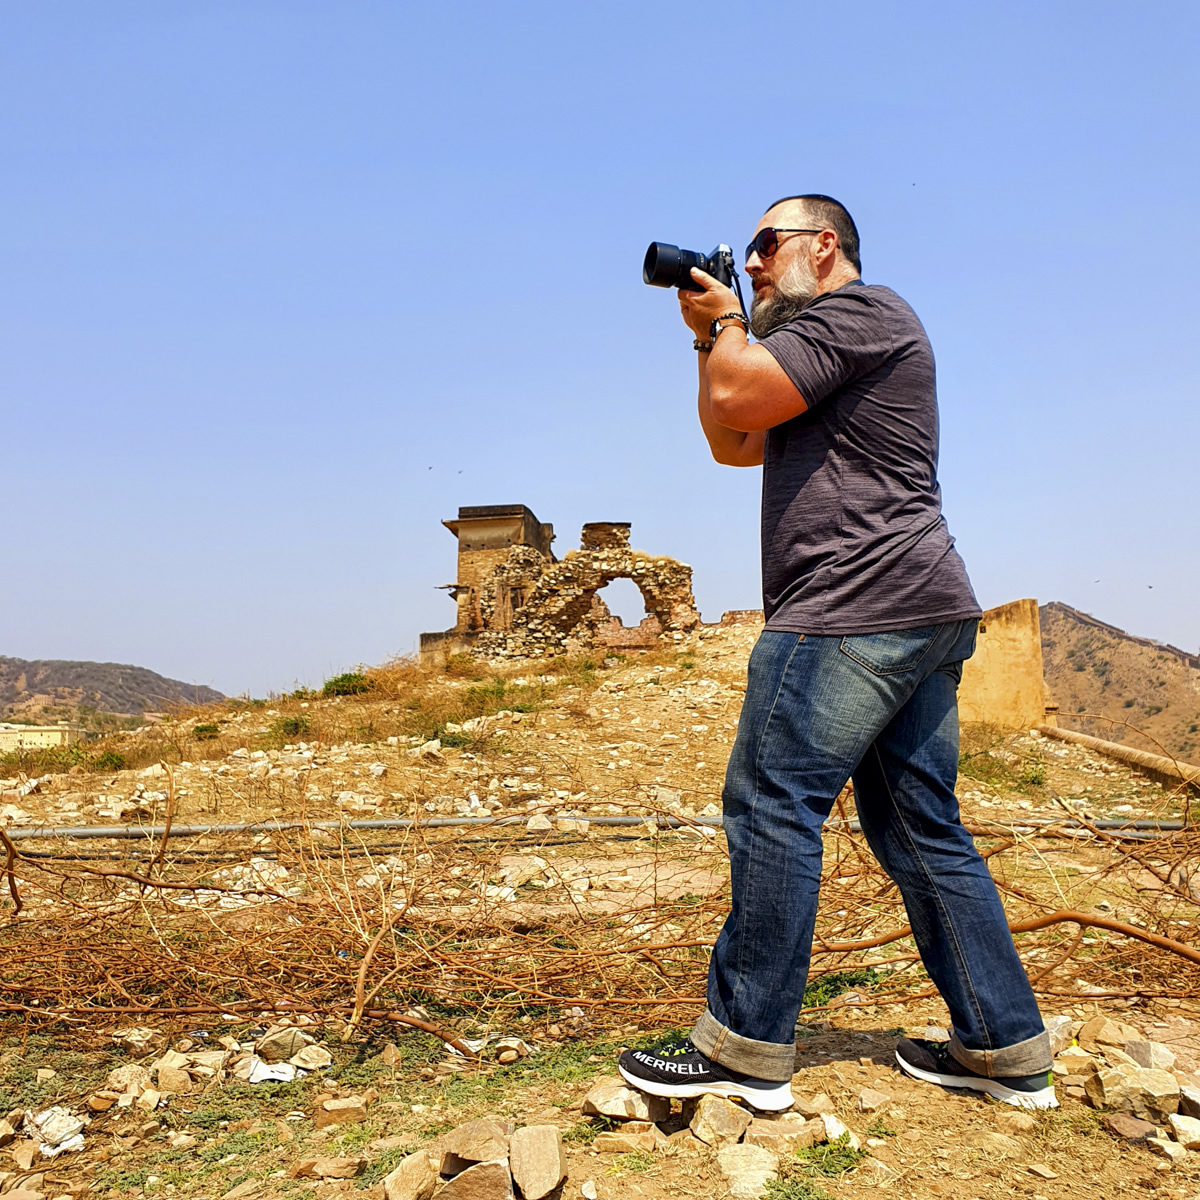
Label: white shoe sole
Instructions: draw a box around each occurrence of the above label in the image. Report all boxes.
[894,1050,1059,1110]
[618,1063,795,1112]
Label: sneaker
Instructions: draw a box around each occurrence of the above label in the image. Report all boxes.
[895,1038,1058,1109]
[617,1036,794,1112]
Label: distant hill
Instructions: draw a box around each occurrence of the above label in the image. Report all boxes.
[0,657,224,721]
[1040,602,1200,763]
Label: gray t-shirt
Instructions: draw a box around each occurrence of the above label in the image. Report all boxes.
[757,279,980,634]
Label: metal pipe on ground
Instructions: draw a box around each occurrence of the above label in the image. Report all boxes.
[1037,724,1200,796]
[1,814,1184,842]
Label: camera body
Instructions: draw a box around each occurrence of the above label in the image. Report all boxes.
[643,242,736,292]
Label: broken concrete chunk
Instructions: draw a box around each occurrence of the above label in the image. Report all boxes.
[382,1148,441,1200]
[509,1125,567,1200]
[581,1078,669,1123]
[436,1158,514,1200]
[716,1143,779,1200]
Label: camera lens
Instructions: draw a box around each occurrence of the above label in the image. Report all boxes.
[643,242,681,288]
[643,242,707,291]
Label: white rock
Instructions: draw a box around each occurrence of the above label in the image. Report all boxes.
[1043,1015,1074,1056]
[1148,1136,1187,1164]
[1125,1040,1177,1072]
[716,1143,780,1199]
[821,1113,861,1149]
[526,815,553,833]
[1167,1113,1200,1150]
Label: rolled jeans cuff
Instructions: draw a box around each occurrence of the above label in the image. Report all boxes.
[691,1009,794,1083]
[949,1028,1052,1078]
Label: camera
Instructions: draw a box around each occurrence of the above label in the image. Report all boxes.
[643,242,736,293]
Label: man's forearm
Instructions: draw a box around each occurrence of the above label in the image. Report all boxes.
[697,350,765,467]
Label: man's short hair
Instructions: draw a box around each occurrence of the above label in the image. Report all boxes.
[768,193,861,273]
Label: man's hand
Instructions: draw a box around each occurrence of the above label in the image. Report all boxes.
[678,268,743,342]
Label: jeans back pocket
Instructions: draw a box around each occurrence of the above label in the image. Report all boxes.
[839,624,943,676]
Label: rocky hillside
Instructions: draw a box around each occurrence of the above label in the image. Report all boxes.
[1041,602,1200,762]
[0,656,224,721]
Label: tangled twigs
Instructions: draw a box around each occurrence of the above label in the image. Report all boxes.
[148,761,177,879]
[0,830,21,916]
[1,813,1198,1035]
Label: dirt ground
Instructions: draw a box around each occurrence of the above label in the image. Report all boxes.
[2,622,1198,1199]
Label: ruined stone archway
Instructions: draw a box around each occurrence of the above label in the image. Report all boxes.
[474,522,700,658]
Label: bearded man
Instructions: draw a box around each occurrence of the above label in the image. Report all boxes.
[617,195,1057,1111]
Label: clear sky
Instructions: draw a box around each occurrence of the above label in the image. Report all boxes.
[3,2,1197,698]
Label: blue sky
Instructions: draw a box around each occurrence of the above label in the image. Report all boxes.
[3,2,1197,697]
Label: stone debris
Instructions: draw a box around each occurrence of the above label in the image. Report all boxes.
[289,1044,334,1071]
[1084,1065,1180,1122]
[794,1092,835,1118]
[820,1113,861,1150]
[1042,1015,1075,1056]
[508,1125,567,1200]
[254,1025,314,1063]
[291,1155,363,1179]
[689,1094,753,1146]
[994,1110,1037,1135]
[1180,1084,1200,1119]
[1147,1137,1188,1164]
[964,1130,1026,1160]
[1167,1113,1200,1150]
[1028,1164,1059,1180]
[1125,1040,1177,1072]
[25,1106,87,1158]
[581,1078,669,1123]
[312,1095,370,1129]
[1077,1016,1141,1052]
[437,1158,515,1200]
[716,1143,780,1199]
[112,1026,166,1055]
[383,1148,441,1200]
[440,1119,513,1174]
[580,1182,598,1200]
[593,1123,664,1154]
[742,1115,824,1151]
[856,1086,891,1112]
[1102,1113,1158,1141]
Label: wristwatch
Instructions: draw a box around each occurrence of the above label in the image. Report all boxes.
[709,312,749,340]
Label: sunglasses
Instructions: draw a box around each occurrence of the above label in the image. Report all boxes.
[745,227,825,262]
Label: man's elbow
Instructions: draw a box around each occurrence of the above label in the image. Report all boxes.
[710,392,769,433]
[708,384,759,433]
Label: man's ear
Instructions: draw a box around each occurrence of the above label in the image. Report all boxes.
[815,229,839,268]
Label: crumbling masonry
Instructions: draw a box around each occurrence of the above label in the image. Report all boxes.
[419,505,701,662]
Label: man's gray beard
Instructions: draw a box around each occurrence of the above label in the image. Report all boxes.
[749,258,819,338]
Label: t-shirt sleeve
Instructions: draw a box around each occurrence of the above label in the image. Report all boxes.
[758,290,894,408]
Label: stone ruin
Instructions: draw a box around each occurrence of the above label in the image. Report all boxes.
[419,504,702,662]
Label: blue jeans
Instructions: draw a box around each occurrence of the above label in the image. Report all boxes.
[690,620,1051,1082]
